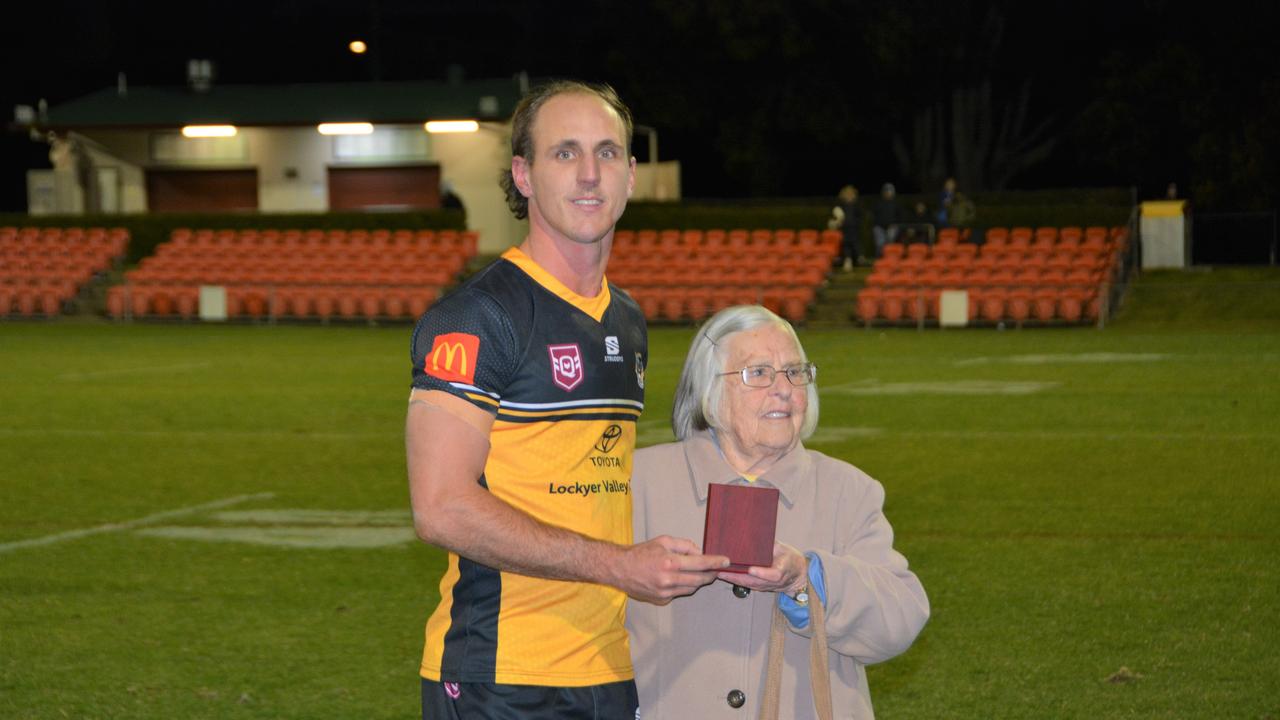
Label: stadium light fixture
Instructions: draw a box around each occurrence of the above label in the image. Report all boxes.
[182,125,237,138]
[318,122,374,135]
[424,120,479,134]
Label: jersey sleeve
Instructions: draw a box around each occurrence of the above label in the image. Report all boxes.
[409,288,519,415]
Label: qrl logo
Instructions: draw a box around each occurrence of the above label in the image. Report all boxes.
[548,343,584,391]
[426,333,480,384]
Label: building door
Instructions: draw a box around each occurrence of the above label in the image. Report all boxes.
[146,169,258,212]
[327,165,441,211]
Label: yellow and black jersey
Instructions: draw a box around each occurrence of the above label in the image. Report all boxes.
[410,246,647,687]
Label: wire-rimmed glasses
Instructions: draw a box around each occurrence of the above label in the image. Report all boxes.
[718,362,817,388]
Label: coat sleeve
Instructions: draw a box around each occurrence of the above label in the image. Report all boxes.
[793,465,930,664]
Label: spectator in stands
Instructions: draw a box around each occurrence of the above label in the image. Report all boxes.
[828,185,864,270]
[872,182,901,258]
[936,177,976,230]
[951,190,977,229]
[407,80,726,720]
[901,199,934,244]
[935,177,956,227]
[627,304,930,720]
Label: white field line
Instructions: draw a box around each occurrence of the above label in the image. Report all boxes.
[0,428,384,440]
[821,379,1060,395]
[136,525,415,549]
[211,509,408,526]
[0,492,274,554]
[57,361,214,381]
[879,429,1278,441]
[953,352,1170,367]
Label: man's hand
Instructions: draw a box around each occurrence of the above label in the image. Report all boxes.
[717,542,807,595]
[614,536,729,606]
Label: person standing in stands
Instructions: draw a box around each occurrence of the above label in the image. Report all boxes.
[828,185,864,270]
[902,199,934,245]
[936,177,957,227]
[872,182,901,258]
[406,80,728,719]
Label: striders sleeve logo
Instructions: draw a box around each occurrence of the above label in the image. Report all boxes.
[425,332,480,384]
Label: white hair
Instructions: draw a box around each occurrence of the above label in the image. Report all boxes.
[671,305,820,441]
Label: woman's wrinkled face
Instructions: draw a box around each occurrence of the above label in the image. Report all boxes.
[716,325,808,464]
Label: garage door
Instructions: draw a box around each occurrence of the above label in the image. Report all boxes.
[147,169,258,212]
[328,166,441,211]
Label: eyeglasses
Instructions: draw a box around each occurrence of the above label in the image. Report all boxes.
[718,363,817,388]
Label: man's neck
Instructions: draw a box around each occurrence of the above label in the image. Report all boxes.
[519,231,612,297]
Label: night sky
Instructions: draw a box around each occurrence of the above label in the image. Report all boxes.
[3,0,1278,212]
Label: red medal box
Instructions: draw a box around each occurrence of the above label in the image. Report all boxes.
[702,483,779,572]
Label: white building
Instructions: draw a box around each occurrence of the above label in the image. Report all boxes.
[26,71,680,254]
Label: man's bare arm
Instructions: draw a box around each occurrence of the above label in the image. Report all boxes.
[406,389,727,604]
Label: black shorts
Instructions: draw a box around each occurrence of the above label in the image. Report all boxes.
[422,677,637,720]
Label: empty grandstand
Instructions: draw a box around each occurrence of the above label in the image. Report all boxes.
[106,228,477,322]
[0,226,129,317]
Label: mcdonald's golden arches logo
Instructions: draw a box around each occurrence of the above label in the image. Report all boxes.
[426,332,480,384]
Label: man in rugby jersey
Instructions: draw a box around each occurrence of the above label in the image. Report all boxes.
[407,80,728,718]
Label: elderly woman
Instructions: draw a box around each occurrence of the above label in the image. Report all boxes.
[627,305,929,719]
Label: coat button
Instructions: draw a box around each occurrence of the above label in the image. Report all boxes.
[732,584,750,598]
[726,689,746,708]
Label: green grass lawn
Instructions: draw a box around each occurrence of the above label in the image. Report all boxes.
[2,270,1278,719]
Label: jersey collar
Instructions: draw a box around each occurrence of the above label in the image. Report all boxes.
[501,246,612,323]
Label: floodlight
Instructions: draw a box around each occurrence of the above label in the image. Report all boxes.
[424,120,479,134]
[318,122,374,135]
[182,125,237,138]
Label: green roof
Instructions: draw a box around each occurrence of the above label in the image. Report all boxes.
[42,78,524,129]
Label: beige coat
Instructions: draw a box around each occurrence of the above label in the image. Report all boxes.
[626,430,929,719]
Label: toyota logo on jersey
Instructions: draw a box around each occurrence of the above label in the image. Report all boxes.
[548,343,584,391]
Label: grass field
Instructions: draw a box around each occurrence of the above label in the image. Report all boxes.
[2,272,1279,719]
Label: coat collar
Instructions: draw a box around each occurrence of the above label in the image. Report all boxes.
[682,429,813,508]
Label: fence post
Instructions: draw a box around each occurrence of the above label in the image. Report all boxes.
[1097,280,1110,330]
[1272,211,1276,266]
[917,286,924,332]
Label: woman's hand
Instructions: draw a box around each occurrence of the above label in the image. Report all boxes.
[717,542,808,595]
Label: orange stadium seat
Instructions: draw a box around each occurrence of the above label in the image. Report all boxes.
[880,288,908,322]
[855,287,881,323]
[685,287,712,321]
[780,287,813,323]
[1007,288,1033,324]
[1032,288,1057,322]
[979,288,1007,323]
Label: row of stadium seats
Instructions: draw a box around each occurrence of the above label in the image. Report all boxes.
[106,284,438,321]
[112,227,476,320]
[167,227,477,256]
[983,225,1120,248]
[629,285,815,324]
[0,227,130,317]
[857,286,1103,325]
[1,225,129,245]
[614,228,842,254]
[608,253,829,289]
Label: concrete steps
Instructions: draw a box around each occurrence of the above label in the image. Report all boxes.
[803,266,868,327]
